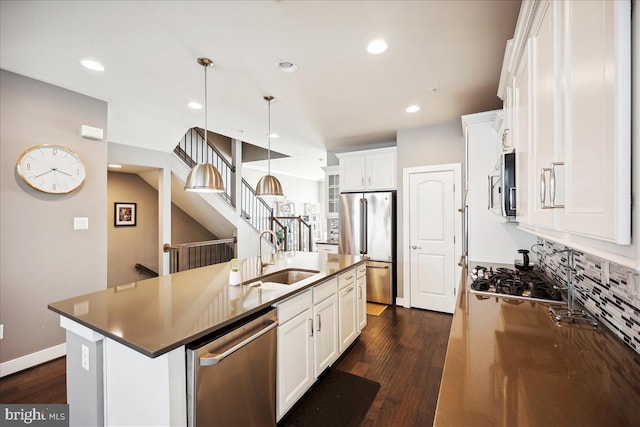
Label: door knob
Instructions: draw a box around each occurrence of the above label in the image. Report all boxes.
[411,245,422,249]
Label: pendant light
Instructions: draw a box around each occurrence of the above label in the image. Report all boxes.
[184,57,225,192]
[256,96,284,197]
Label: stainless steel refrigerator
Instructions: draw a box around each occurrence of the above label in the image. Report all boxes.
[339,191,395,304]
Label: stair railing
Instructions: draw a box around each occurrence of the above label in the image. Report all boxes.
[272,216,313,252]
[163,237,237,273]
[134,263,159,278]
[241,178,274,232]
[174,128,275,233]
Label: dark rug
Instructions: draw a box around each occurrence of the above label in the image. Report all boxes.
[278,369,380,427]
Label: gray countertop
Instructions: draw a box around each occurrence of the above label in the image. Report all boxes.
[49,252,366,358]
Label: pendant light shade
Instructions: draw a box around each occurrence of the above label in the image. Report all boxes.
[185,57,224,193]
[256,96,284,198]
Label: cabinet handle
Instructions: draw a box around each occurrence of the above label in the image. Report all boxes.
[368,177,372,185]
[540,168,551,209]
[358,286,362,300]
[346,286,355,293]
[361,177,365,186]
[549,162,564,208]
[309,318,314,337]
[317,314,321,332]
[502,129,510,151]
[508,187,516,211]
[487,175,492,210]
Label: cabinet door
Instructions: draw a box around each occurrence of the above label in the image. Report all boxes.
[338,284,357,352]
[513,41,533,226]
[327,172,340,218]
[562,0,631,244]
[502,85,514,153]
[356,276,367,331]
[340,156,366,191]
[366,151,396,190]
[530,0,561,229]
[313,294,338,377]
[277,308,313,421]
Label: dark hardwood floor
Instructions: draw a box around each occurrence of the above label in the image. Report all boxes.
[0,306,452,426]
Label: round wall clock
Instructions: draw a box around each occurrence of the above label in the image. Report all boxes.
[16,144,87,194]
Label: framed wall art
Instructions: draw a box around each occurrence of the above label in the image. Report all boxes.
[114,202,136,227]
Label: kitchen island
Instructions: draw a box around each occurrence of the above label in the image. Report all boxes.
[434,264,640,426]
[48,251,366,426]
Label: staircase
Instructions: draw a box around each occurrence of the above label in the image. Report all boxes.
[171,128,313,267]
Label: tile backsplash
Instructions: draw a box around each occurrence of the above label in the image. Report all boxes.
[537,239,640,356]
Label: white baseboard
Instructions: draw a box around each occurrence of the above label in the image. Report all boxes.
[396,297,407,307]
[0,343,66,378]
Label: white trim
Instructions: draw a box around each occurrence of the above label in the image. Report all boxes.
[0,343,66,377]
[402,163,463,311]
[60,316,105,342]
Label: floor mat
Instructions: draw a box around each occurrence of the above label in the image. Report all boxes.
[278,369,380,427]
[366,302,388,316]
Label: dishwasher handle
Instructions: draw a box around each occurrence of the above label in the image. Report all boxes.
[199,318,279,367]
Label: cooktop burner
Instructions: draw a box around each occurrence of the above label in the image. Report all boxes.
[469,266,563,303]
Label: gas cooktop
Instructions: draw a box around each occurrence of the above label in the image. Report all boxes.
[469,266,565,304]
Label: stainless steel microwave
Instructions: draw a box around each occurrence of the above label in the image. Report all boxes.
[488,152,516,217]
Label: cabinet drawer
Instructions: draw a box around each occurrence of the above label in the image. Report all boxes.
[356,263,366,278]
[276,289,312,324]
[317,244,338,254]
[338,268,356,289]
[313,277,337,303]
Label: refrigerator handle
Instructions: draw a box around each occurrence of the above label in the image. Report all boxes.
[361,197,368,254]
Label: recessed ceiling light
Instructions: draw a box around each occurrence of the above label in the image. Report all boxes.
[108,164,123,169]
[269,133,280,139]
[367,39,388,55]
[187,101,202,109]
[278,61,298,73]
[81,59,105,72]
[406,105,420,113]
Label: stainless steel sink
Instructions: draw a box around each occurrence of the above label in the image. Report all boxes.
[246,269,319,288]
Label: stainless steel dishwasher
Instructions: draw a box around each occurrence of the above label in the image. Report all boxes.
[186,308,278,427]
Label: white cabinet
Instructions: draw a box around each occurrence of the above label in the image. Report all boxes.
[338,268,358,352]
[322,166,340,218]
[530,0,562,230]
[312,278,339,377]
[316,243,338,254]
[337,147,397,192]
[276,290,314,421]
[560,0,631,244]
[502,0,631,246]
[356,263,367,331]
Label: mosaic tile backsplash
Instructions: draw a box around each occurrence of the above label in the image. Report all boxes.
[535,239,640,356]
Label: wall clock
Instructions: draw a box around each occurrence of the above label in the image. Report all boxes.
[16,144,87,194]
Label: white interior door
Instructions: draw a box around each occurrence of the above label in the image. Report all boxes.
[407,166,458,313]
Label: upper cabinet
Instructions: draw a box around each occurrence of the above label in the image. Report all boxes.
[337,147,397,192]
[322,166,340,218]
[499,0,631,245]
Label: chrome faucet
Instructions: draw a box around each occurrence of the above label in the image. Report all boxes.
[258,229,281,273]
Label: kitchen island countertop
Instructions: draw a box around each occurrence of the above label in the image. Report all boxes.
[433,263,640,426]
[49,251,365,358]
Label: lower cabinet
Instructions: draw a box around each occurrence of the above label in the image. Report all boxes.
[356,275,367,332]
[275,264,366,422]
[338,269,358,352]
[313,279,339,377]
[276,290,314,421]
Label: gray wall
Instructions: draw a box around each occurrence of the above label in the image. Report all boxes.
[0,70,108,364]
[396,121,465,299]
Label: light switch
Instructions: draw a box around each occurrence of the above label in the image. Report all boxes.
[74,217,89,230]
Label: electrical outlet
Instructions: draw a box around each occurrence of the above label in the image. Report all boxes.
[0,324,3,340]
[81,344,89,371]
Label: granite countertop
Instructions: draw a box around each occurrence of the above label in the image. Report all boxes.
[434,263,640,427]
[49,252,366,358]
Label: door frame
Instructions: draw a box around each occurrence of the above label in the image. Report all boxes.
[402,163,463,309]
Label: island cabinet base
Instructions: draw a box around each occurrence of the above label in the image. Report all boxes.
[61,318,187,427]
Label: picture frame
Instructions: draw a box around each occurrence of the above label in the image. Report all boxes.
[114,202,137,227]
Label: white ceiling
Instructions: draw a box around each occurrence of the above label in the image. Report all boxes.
[0,0,520,180]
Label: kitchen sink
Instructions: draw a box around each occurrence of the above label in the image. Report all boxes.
[246,269,319,288]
